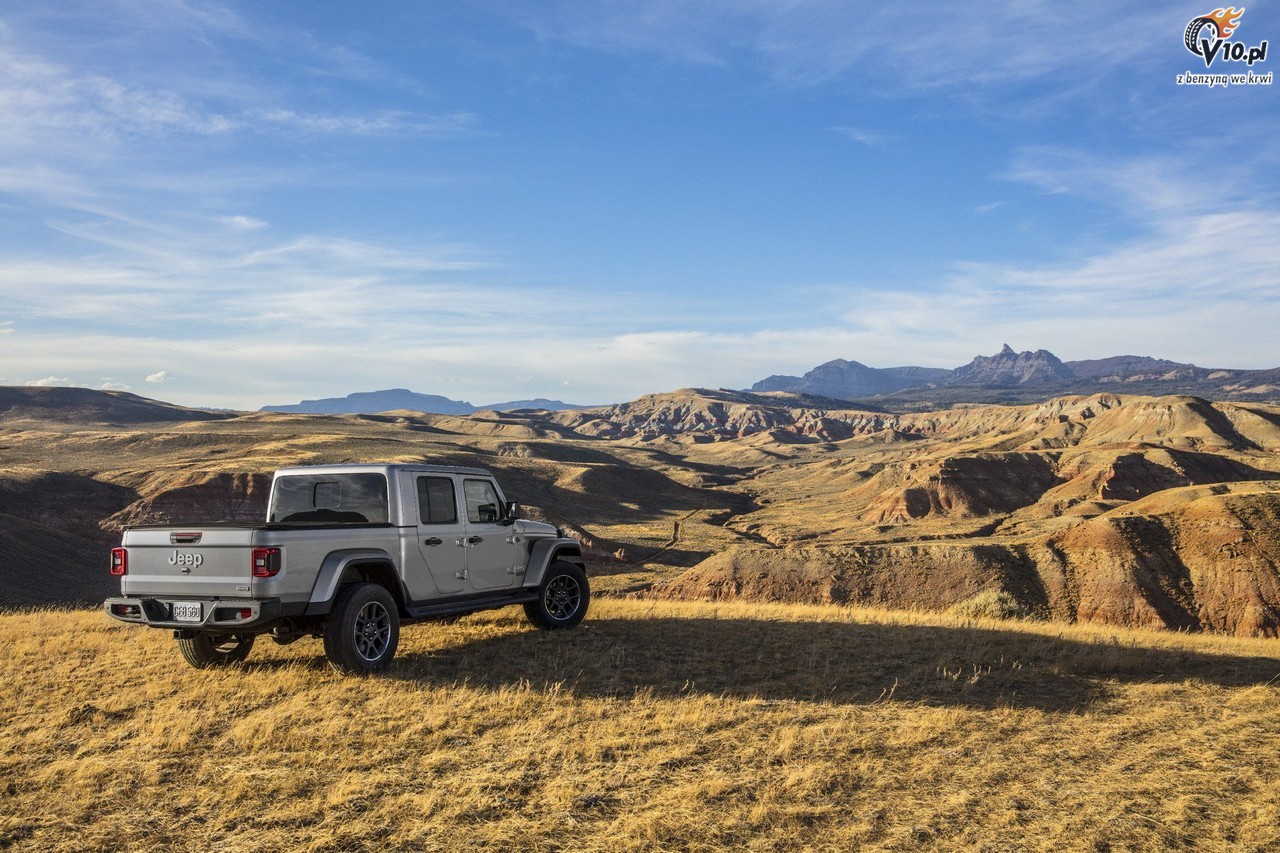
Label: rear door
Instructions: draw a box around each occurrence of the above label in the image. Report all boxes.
[461,477,518,591]
[404,474,467,598]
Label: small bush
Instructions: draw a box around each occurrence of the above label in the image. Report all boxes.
[950,589,1029,621]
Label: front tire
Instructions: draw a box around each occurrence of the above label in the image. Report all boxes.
[177,632,255,668]
[524,561,590,630]
[323,583,400,674]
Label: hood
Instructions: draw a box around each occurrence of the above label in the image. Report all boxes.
[513,519,558,536]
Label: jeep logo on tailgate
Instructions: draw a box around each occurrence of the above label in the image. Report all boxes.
[167,550,204,567]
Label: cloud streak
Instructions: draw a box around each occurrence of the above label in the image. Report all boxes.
[0,43,477,152]
[501,1,1174,92]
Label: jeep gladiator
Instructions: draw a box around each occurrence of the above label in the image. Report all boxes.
[105,463,588,674]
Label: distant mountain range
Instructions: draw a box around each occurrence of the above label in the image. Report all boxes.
[751,345,1280,408]
[5,346,1276,427]
[0,387,233,424]
[260,388,590,415]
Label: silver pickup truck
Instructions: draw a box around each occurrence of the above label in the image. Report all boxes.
[105,463,588,674]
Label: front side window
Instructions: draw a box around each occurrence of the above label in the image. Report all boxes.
[417,476,458,525]
[269,473,389,524]
[463,479,501,524]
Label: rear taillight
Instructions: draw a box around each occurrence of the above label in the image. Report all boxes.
[251,547,281,577]
[110,548,128,576]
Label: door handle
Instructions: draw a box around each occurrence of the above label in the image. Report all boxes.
[467,536,483,545]
[423,537,442,546]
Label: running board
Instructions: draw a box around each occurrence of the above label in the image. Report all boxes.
[405,591,538,620]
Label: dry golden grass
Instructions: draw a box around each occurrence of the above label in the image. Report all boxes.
[2,599,1278,851]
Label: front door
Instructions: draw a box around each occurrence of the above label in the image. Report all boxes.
[406,474,467,598]
[462,478,518,591]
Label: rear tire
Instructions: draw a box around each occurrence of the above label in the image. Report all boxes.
[323,583,400,674]
[177,632,255,668]
[524,561,590,630]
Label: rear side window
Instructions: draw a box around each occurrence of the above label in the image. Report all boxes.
[464,479,501,524]
[417,476,458,525]
[270,473,389,523]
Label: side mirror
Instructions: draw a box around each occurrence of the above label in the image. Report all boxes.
[501,500,520,525]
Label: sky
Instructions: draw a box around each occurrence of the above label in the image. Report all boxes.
[0,1,1278,409]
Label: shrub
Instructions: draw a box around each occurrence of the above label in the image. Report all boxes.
[951,589,1030,621]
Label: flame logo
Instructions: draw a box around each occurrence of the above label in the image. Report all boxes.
[1185,7,1246,55]
[1204,7,1244,38]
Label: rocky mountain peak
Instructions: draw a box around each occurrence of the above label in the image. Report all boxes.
[948,346,1075,387]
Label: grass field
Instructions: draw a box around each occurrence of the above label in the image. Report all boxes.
[2,599,1279,851]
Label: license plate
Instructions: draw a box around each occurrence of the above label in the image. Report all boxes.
[171,602,202,622]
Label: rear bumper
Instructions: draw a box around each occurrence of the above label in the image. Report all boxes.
[104,596,284,632]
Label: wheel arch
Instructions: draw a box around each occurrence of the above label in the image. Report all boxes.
[305,549,405,616]
[522,537,586,588]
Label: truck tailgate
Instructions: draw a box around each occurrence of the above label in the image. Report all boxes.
[120,527,259,598]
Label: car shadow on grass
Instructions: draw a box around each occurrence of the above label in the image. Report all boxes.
[384,615,1280,713]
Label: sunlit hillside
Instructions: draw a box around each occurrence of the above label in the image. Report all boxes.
[1,599,1278,850]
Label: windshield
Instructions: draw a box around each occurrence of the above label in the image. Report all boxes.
[268,473,389,524]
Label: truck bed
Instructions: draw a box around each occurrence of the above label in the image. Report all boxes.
[119,522,407,601]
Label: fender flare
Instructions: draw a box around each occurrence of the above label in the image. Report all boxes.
[523,538,585,588]
[305,549,400,616]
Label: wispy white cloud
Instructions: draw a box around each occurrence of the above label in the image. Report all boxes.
[3,214,540,396]
[251,108,478,137]
[0,2,482,230]
[508,0,728,66]
[0,14,487,315]
[26,376,74,386]
[1005,147,1260,219]
[99,379,130,391]
[285,29,429,93]
[0,46,237,148]
[6,0,418,92]
[948,210,1280,303]
[0,43,475,151]
[82,0,258,42]
[500,1,1173,92]
[217,215,267,231]
[228,235,489,273]
[0,164,98,211]
[831,127,889,148]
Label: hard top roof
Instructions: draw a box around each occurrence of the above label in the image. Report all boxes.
[273,462,494,477]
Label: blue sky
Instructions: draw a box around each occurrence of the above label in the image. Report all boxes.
[1,1,1277,409]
